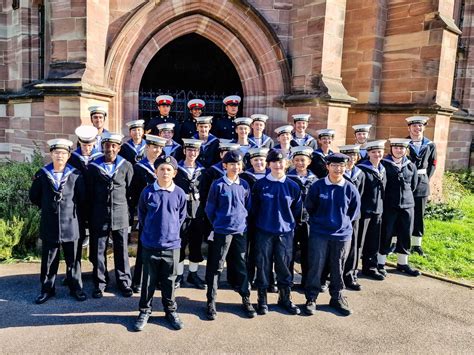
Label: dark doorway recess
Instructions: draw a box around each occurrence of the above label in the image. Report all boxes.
[139,33,243,121]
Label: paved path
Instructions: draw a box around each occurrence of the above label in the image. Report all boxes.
[0,259,472,353]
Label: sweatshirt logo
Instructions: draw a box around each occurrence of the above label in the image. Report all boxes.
[148,202,158,208]
[263,193,274,198]
[319,193,329,200]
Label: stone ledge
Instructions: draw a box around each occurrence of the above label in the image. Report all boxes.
[351,103,458,115]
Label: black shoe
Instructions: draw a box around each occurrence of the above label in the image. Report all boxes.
[396,264,421,277]
[388,242,396,254]
[242,296,257,318]
[61,277,69,286]
[206,301,217,320]
[411,246,425,256]
[329,296,352,316]
[319,282,328,293]
[377,264,388,277]
[362,268,385,281]
[70,289,87,302]
[132,284,141,294]
[277,288,301,315]
[257,289,268,315]
[175,275,183,289]
[121,286,133,298]
[187,272,206,290]
[304,299,317,316]
[268,284,278,293]
[133,312,150,331]
[345,280,362,291]
[165,311,184,330]
[92,288,104,299]
[35,290,55,304]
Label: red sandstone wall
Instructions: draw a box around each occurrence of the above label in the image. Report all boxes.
[446,118,474,170]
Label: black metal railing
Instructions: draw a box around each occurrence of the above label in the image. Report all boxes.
[139,89,242,123]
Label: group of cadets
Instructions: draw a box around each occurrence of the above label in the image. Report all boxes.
[29,95,436,331]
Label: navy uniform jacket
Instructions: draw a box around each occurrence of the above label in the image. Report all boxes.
[68,148,102,174]
[291,133,317,149]
[174,161,205,219]
[193,133,220,168]
[287,169,318,223]
[407,137,436,197]
[146,115,181,141]
[309,149,334,178]
[381,156,418,209]
[29,164,85,244]
[248,134,275,149]
[163,140,184,161]
[129,157,157,210]
[211,115,237,140]
[179,116,198,142]
[119,139,147,165]
[86,155,134,233]
[357,160,386,215]
[343,166,365,219]
[199,161,226,203]
[240,168,269,189]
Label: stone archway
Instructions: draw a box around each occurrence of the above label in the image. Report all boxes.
[105,0,290,133]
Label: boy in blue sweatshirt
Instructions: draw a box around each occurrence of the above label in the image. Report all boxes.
[251,149,303,316]
[304,153,360,316]
[205,150,256,320]
[133,156,187,332]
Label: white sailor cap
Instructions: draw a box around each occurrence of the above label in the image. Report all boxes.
[47,138,73,152]
[187,99,205,109]
[352,124,372,133]
[196,116,213,125]
[223,95,241,105]
[88,105,107,117]
[101,132,124,145]
[274,125,294,135]
[182,138,203,149]
[219,141,240,152]
[248,147,270,159]
[234,117,253,127]
[144,134,167,147]
[75,125,98,144]
[157,123,175,131]
[317,129,335,138]
[338,144,361,154]
[290,146,313,158]
[388,138,411,147]
[155,95,174,105]
[364,140,387,151]
[250,114,269,123]
[406,116,430,125]
[125,119,145,130]
[292,114,311,122]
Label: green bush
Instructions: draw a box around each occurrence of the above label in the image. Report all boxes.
[446,170,474,193]
[0,218,24,260]
[425,202,464,221]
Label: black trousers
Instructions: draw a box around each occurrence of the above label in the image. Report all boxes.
[360,213,382,270]
[413,196,427,237]
[290,222,309,286]
[343,219,362,283]
[132,228,143,287]
[139,247,179,314]
[255,230,293,289]
[206,233,250,301]
[305,236,351,301]
[40,240,82,293]
[179,217,204,263]
[90,228,131,290]
[380,206,414,255]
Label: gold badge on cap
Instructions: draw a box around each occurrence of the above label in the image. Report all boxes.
[278,153,283,159]
[165,157,171,163]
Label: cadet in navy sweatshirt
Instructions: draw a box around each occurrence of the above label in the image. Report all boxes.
[251,149,302,316]
[304,153,360,317]
[134,156,186,332]
[204,150,256,320]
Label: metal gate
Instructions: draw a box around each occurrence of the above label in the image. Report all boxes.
[139,89,242,123]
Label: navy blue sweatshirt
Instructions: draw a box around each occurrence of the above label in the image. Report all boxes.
[205,176,251,235]
[138,182,187,250]
[305,177,361,241]
[251,175,302,234]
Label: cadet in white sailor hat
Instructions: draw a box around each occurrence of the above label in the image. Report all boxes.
[88,105,109,153]
[405,116,435,256]
[156,123,182,159]
[191,116,220,168]
[309,129,336,179]
[180,99,206,140]
[249,114,274,149]
[352,124,372,159]
[70,126,101,170]
[356,139,387,281]
[120,120,146,165]
[274,125,294,160]
[231,117,254,156]
[30,137,87,304]
[146,95,180,139]
[291,114,317,149]
[212,95,242,140]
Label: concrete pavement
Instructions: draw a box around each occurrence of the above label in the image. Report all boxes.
[0,259,472,353]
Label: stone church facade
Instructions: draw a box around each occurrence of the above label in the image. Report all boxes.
[1,0,473,194]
